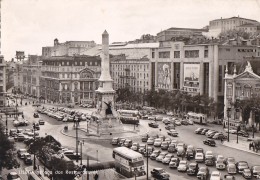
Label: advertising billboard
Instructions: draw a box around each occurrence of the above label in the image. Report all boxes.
[183,63,200,92]
[157,62,171,89]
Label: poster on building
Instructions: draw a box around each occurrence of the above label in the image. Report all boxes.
[183,63,200,92]
[157,62,171,89]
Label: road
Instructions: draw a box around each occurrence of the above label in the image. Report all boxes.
[2,98,259,180]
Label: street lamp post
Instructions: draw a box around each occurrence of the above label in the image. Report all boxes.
[78,140,84,165]
[75,118,79,163]
[96,150,98,163]
[227,108,231,142]
[252,125,255,138]
[146,145,149,180]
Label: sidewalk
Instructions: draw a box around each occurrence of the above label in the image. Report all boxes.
[222,139,260,156]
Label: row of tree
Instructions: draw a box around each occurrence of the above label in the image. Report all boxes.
[116,88,219,117]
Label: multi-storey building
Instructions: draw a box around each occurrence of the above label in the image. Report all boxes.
[157,27,208,41]
[151,39,260,102]
[13,62,23,93]
[236,23,260,35]
[42,39,96,57]
[110,54,150,93]
[22,55,42,98]
[40,55,101,104]
[207,16,259,37]
[108,42,159,93]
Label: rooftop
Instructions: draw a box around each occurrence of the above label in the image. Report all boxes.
[211,16,259,22]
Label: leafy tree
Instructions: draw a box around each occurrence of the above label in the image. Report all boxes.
[0,122,18,170]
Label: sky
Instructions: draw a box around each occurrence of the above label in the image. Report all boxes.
[1,0,260,61]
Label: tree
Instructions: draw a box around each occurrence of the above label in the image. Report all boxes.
[0,122,18,170]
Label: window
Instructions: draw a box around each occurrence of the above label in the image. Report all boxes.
[152,52,155,58]
[159,51,170,58]
[204,50,208,58]
[184,50,199,58]
[174,51,180,58]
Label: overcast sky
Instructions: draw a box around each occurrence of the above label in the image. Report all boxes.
[2,0,260,60]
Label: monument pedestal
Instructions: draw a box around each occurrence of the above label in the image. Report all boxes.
[97,116,124,135]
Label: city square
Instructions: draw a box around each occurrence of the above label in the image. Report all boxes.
[1,0,260,180]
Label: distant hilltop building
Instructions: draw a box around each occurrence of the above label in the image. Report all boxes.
[157,27,208,41]
[42,38,96,57]
[206,16,260,38]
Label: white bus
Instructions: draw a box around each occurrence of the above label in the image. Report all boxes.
[117,110,141,117]
[187,112,207,125]
[113,147,146,178]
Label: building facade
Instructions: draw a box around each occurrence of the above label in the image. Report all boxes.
[13,63,23,93]
[207,16,259,37]
[42,39,96,57]
[223,60,260,127]
[236,23,260,35]
[40,55,101,104]
[110,55,151,93]
[0,55,6,107]
[22,55,42,98]
[151,40,259,102]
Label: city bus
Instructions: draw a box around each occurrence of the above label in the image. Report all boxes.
[117,110,141,117]
[112,147,146,178]
[187,112,207,125]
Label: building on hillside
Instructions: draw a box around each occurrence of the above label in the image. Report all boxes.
[151,39,260,103]
[236,23,260,35]
[207,16,259,37]
[42,39,96,57]
[22,55,42,98]
[223,59,260,128]
[110,54,151,93]
[40,55,101,104]
[157,27,208,42]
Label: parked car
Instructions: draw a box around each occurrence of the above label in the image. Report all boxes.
[237,130,249,137]
[187,162,199,175]
[251,165,260,178]
[181,120,189,125]
[177,147,185,157]
[118,138,126,146]
[138,144,147,154]
[236,161,249,173]
[123,139,133,148]
[144,146,154,157]
[203,139,216,146]
[14,134,25,142]
[141,134,149,142]
[111,137,120,145]
[150,150,161,160]
[186,145,195,159]
[156,152,168,162]
[227,163,237,174]
[168,143,177,153]
[167,129,178,137]
[210,171,221,180]
[162,153,174,164]
[178,160,188,172]
[38,119,45,125]
[212,133,227,140]
[165,124,175,130]
[150,168,170,180]
[131,142,140,151]
[205,151,215,166]
[201,128,209,135]
[225,157,236,166]
[223,174,235,180]
[197,166,210,180]
[148,122,159,128]
[147,138,155,145]
[242,168,252,179]
[169,157,180,168]
[195,152,204,163]
[161,141,169,150]
[195,128,204,134]
[34,123,40,130]
[154,138,162,147]
[216,155,226,170]
[63,150,81,160]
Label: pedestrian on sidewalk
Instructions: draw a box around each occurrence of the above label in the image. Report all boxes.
[249,142,252,150]
[220,137,223,144]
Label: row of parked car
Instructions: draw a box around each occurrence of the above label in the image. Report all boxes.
[37,106,91,122]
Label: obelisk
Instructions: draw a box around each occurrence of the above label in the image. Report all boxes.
[95,31,121,134]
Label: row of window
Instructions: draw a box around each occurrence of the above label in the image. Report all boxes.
[43,61,99,66]
[111,64,149,71]
[156,50,208,59]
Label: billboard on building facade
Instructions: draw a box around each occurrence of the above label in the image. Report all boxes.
[157,62,171,89]
[183,63,200,92]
